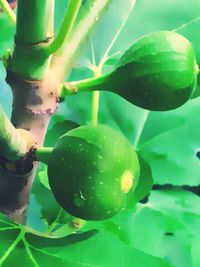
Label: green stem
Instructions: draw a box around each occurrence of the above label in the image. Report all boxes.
[11,0,55,79]
[60,72,110,97]
[0,107,34,161]
[51,0,112,82]
[48,0,82,55]
[91,68,102,126]
[35,147,53,165]
[0,0,16,24]
[16,0,54,45]
[91,91,100,126]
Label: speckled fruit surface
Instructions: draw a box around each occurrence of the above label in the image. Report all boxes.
[48,125,140,220]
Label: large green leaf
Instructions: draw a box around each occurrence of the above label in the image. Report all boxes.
[0,212,173,267]
[139,97,200,185]
[44,120,79,147]
[129,189,200,267]
[130,153,153,206]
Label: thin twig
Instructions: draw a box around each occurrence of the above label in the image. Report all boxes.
[49,0,82,54]
[0,0,16,24]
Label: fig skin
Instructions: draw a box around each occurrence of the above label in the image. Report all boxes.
[111,31,198,110]
[48,125,140,221]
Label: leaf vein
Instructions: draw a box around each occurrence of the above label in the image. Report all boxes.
[22,238,40,267]
[0,229,25,266]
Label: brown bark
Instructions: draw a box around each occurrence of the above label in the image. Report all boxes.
[0,71,60,223]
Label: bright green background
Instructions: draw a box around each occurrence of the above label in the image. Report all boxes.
[0,0,200,266]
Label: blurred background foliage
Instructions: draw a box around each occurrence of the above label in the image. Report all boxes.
[0,0,200,266]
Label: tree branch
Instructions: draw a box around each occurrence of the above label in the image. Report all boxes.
[0,106,34,161]
[48,0,82,55]
[0,0,16,24]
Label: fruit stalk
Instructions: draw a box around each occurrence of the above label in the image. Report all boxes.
[61,74,109,96]
[35,147,53,165]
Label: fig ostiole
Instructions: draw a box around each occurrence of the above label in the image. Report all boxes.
[62,31,199,111]
[35,125,140,221]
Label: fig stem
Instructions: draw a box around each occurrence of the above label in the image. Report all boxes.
[0,0,16,24]
[91,91,100,126]
[48,0,82,55]
[91,67,102,126]
[35,147,53,165]
[60,72,110,97]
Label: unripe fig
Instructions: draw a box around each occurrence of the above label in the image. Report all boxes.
[113,31,198,110]
[43,125,140,220]
[64,31,198,111]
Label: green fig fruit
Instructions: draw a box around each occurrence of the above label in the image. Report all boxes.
[47,125,140,220]
[64,31,198,111]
